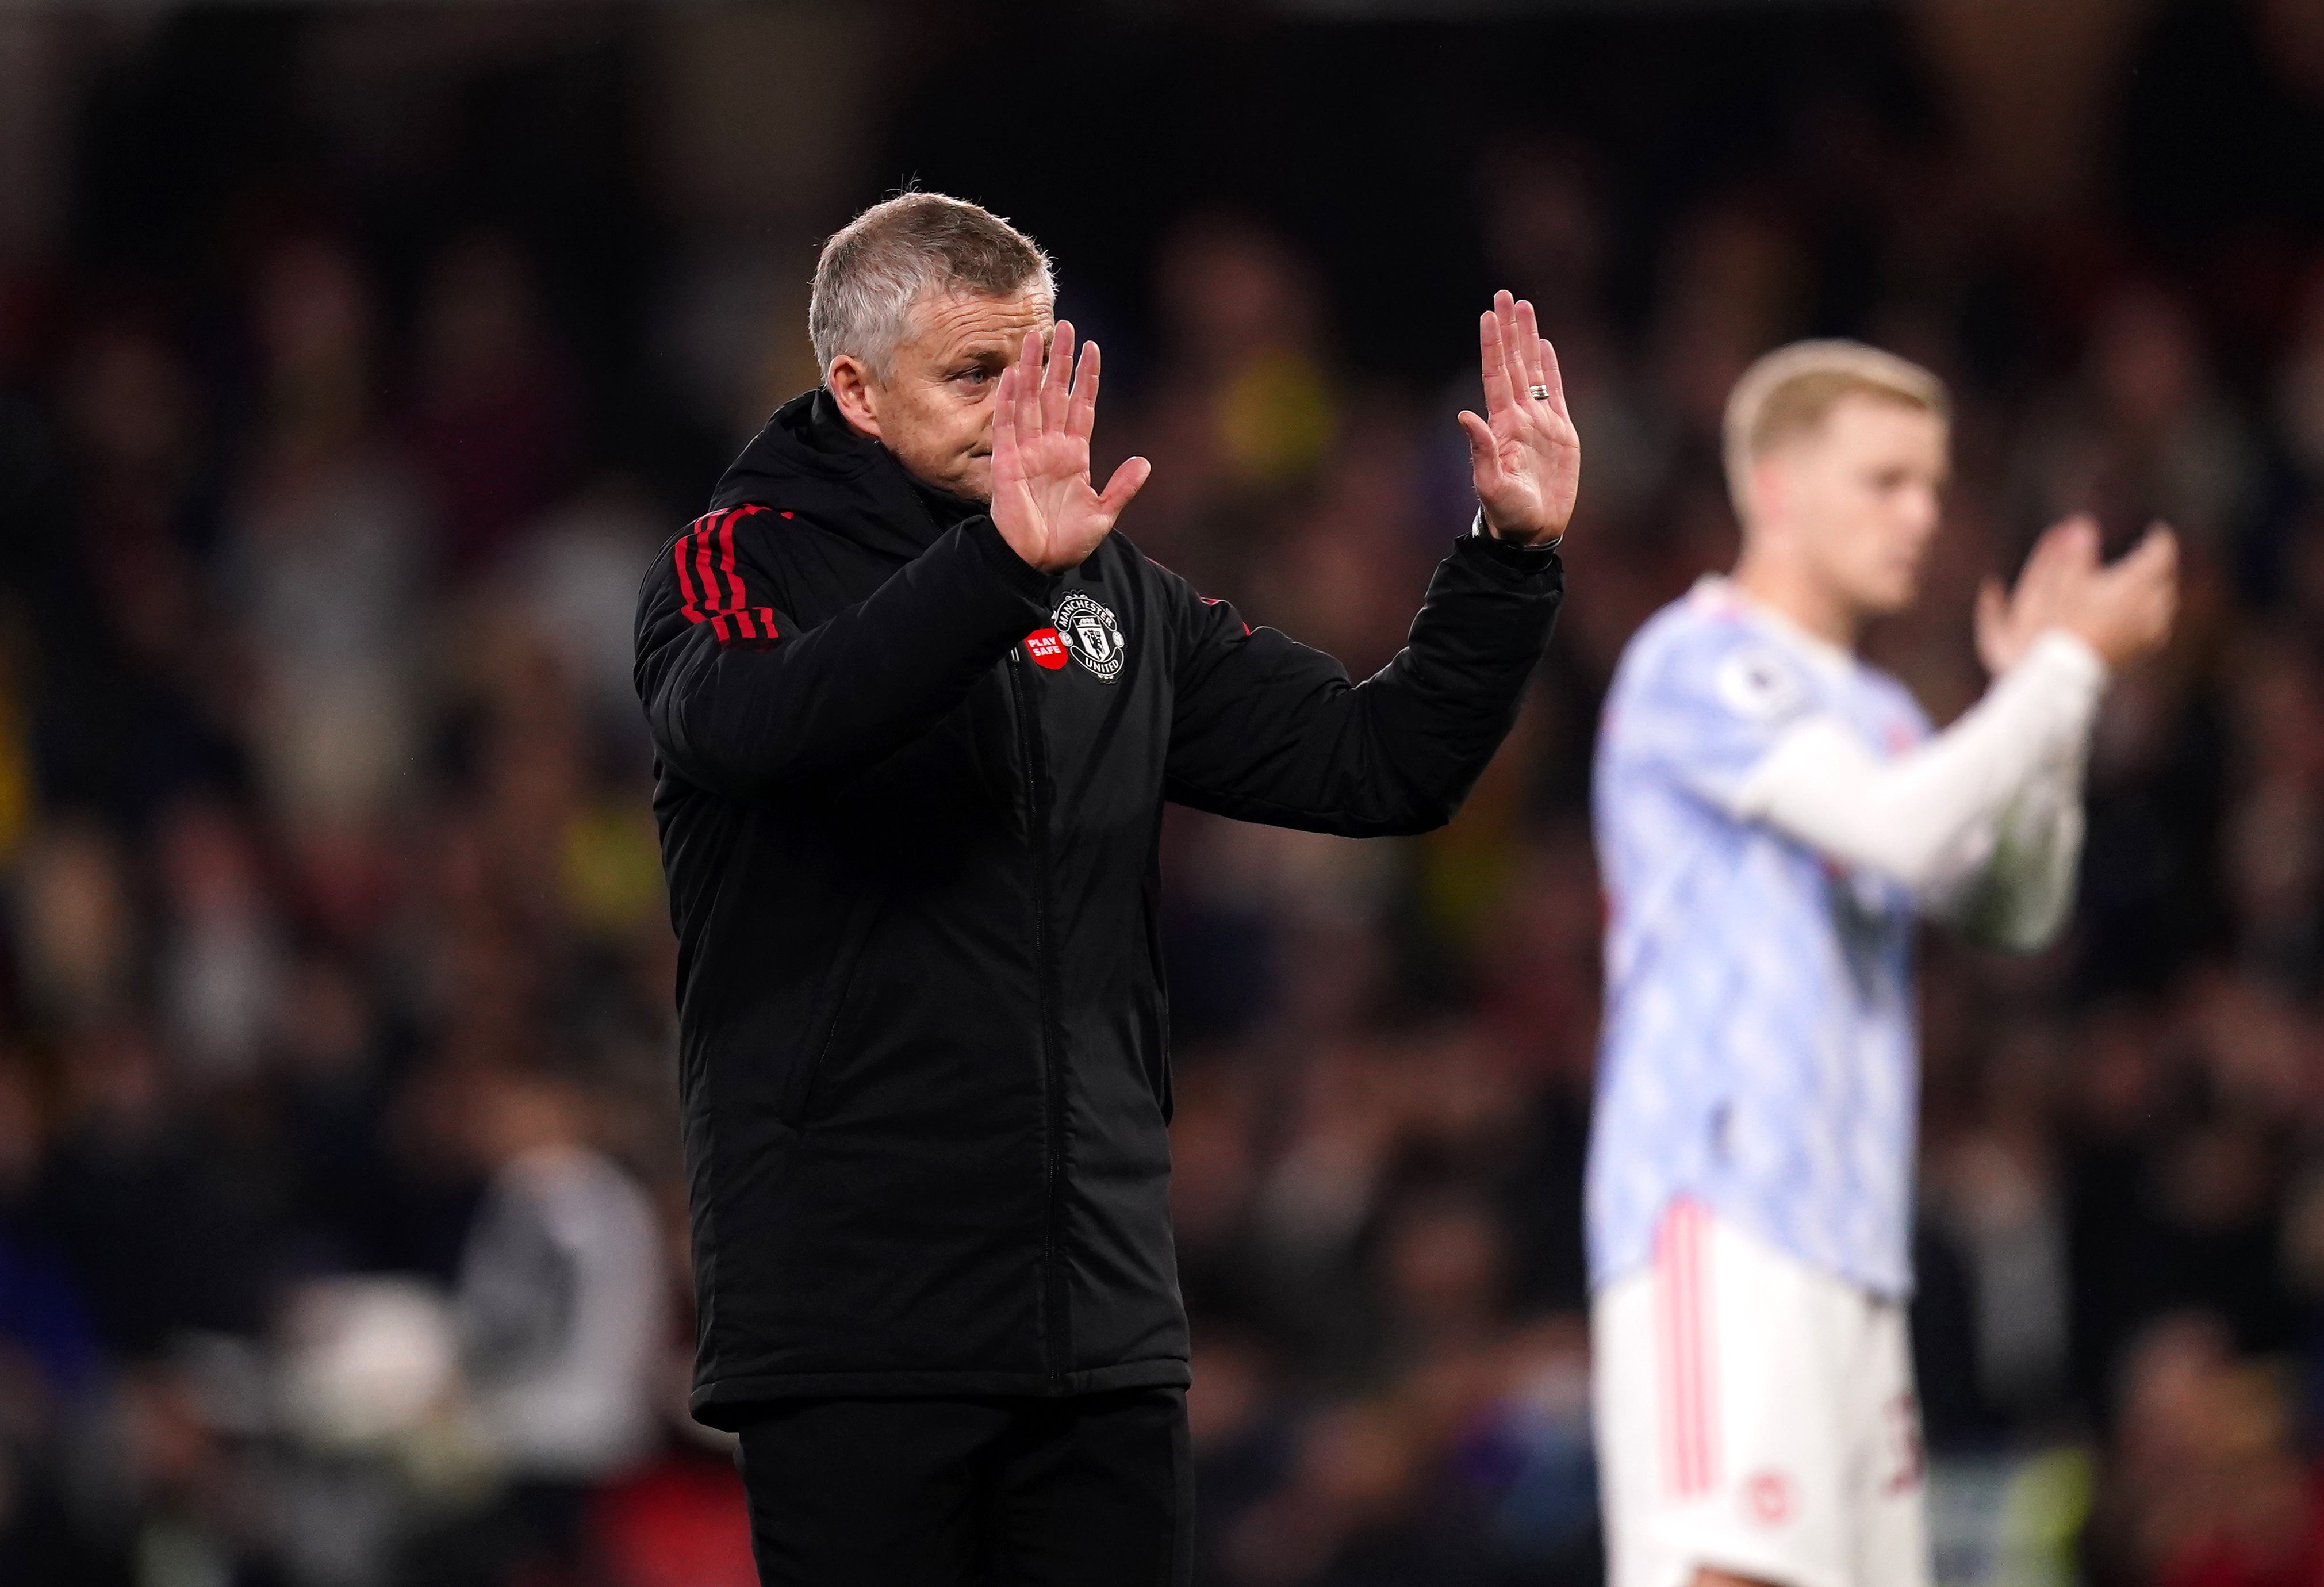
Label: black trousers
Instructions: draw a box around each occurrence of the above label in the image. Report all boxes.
[734,1387,1194,1587]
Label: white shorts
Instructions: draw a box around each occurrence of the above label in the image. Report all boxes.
[1591,1198,1930,1587]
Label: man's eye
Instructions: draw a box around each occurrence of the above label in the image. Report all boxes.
[956,368,990,386]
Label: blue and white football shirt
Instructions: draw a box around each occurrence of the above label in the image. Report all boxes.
[1587,577,1932,1299]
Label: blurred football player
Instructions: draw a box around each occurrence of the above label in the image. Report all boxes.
[1587,341,2177,1587]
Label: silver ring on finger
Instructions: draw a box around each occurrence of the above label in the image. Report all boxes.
[1528,384,1552,401]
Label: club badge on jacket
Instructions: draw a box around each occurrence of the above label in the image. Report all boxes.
[1035,591,1126,683]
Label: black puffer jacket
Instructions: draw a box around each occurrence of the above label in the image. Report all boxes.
[635,390,1563,1427]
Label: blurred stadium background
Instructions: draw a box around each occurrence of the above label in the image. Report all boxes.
[0,1,2321,1583]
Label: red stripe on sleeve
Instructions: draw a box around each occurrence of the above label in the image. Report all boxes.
[674,515,711,624]
[677,505,784,645]
[693,518,730,643]
[720,507,757,639]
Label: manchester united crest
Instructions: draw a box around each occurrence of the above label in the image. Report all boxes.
[1053,591,1127,683]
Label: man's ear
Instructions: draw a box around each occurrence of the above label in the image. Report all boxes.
[1746,454,1788,532]
[827,355,882,440]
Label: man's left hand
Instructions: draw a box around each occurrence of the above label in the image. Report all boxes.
[990,321,1151,574]
[1459,290,1581,546]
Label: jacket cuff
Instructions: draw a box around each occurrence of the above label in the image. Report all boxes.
[1454,527,1564,582]
[960,514,1061,608]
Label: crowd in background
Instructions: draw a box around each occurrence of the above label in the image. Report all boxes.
[3,3,2324,1585]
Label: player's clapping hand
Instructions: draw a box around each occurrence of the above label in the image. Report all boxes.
[2068,523,2180,669]
[990,321,1151,574]
[1974,515,2098,674]
[1460,290,1581,546]
[1975,513,2179,674]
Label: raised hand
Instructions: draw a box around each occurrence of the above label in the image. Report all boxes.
[2068,523,2179,670]
[989,321,1152,574]
[1458,290,1582,546]
[1975,515,2100,675]
[1975,515,2178,674]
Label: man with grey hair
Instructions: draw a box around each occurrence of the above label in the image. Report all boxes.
[635,191,1579,1585]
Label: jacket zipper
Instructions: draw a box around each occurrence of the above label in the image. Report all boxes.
[1008,648,1069,1389]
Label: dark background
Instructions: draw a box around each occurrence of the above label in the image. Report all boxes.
[3,2,2323,1584]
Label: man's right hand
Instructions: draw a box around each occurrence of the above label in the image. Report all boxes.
[990,321,1151,574]
[1976,514,2179,674]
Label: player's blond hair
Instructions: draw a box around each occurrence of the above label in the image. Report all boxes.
[1722,340,1950,522]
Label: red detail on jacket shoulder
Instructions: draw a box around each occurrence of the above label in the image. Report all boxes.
[1024,628,1069,670]
[676,505,777,642]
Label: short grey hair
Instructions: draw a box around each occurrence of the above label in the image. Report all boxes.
[808,192,1054,383]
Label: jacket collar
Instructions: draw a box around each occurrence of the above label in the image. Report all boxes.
[708,389,986,561]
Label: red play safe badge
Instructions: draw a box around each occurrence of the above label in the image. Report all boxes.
[1024,628,1069,670]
